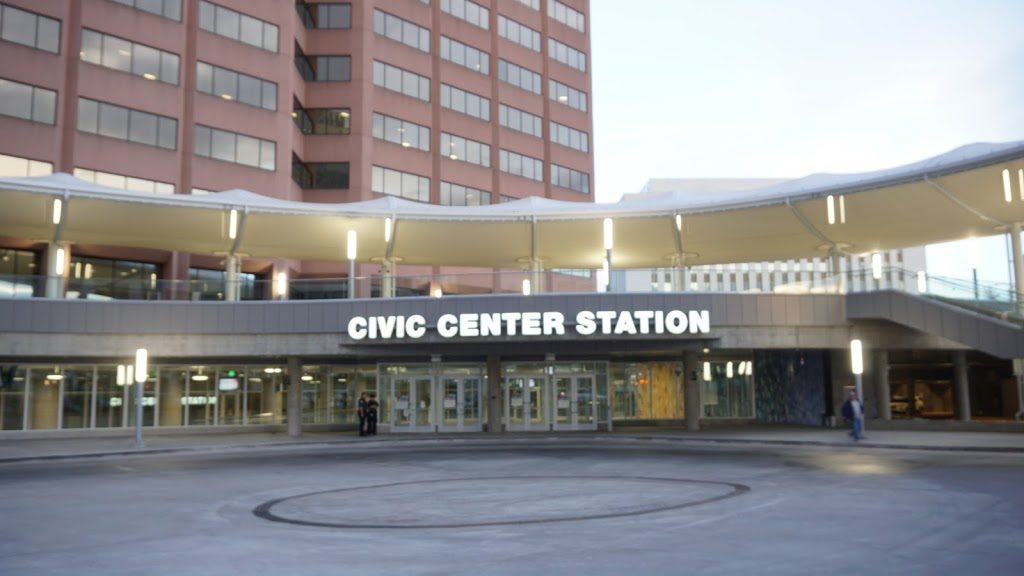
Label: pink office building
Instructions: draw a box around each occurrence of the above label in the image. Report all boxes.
[0,0,594,297]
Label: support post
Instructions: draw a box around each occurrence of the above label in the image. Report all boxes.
[381,258,395,298]
[953,351,970,422]
[45,242,67,299]
[348,259,356,299]
[1011,222,1023,315]
[672,254,687,292]
[225,254,240,302]
[829,250,843,294]
[287,356,302,437]
[683,351,700,431]
[874,349,891,420]
[530,258,543,295]
[134,377,143,448]
[486,355,502,434]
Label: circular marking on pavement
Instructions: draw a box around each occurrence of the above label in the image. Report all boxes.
[253,475,750,529]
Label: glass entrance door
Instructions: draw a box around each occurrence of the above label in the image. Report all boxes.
[389,376,434,432]
[438,375,483,432]
[553,375,597,431]
[505,375,545,431]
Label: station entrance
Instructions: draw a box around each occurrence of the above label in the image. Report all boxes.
[382,365,484,433]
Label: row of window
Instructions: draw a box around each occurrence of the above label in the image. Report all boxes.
[194,125,275,171]
[515,0,540,10]
[197,61,276,110]
[441,181,490,206]
[498,15,540,52]
[296,2,351,30]
[499,149,543,182]
[374,9,430,53]
[73,167,174,194]
[499,104,543,138]
[548,0,586,33]
[550,121,589,152]
[81,28,180,85]
[0,78,55,125]
[441,36,489,75]
[373,112,430,152]
[0,152,52,178]
[549,79,588,112]
[373,60,431,102]
[292,157,349,190]
[551,163,589,194]
[372,165,429,202]
[295,47,351,82]
[112,0,181,21]
[198,0,279,53]
[549,37,587,72]
[0,2,60,54]
[442,133,490,167]
[441,83,490,121]
[77,97,177,150]
[441,0,489,30]
[498,59,542,95]
[293,104,351,135]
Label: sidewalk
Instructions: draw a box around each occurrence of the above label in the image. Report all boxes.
[1,426,1023,463]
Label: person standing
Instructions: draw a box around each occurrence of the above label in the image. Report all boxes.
[366,393,380,436]
[357,392,369,437]
[841,390,865,441]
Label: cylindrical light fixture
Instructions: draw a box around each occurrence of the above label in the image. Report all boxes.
[433,287,443,298]
[603,218,613,250]
[917,270,926,293]
[52,198,62,225]
[871,252,882,280]
[522,278,531,296]
[1004,168,1013,203]
[826,195,836,224]
[1019,169,1024,201]
[384,217,392,243]
[134,348,148,383]
[839,195,846,223]
[54,247,65,276]
[275,271,288,298]
[702,361,711,382]
[674,213,682,231]
[346,229,357,260]
[850,339,863,375]
[228,209,238,239]
[726,361,733,378]
[116,364,126,386]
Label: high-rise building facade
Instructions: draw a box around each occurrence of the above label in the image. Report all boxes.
[0,0,594,295]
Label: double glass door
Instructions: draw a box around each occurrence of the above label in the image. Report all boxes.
[387,373,482,433]
[553,375,596,431]
[504,376,546,431]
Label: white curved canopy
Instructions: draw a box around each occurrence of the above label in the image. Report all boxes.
[1,140,1023,269]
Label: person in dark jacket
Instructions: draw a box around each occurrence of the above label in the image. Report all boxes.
[366,393,380,435]
[357,392,369,436]
[841,390,865,441]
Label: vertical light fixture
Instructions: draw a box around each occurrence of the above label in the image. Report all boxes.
[522,278,531,296]
[275,271,288,299]
[726,361,733,378]
[839,195,846,223]
[347,229,357,300]
[603,217,613,292]
[433,287,443,298]
[52,198,62,224]
[674,213,682,231]
[228,209,238,239]
[702,361,711,382]
[135,349,148,383]
[117,364,126,386]
[384,217,393,243]
[871,252,882,280]
[1019,169,1024,201]
[850,338,864,411]
[917,270,927,293]
[1004,168,1013,203]
[134,348,147,449]
[826,195,836,225]
[54,247,66,276]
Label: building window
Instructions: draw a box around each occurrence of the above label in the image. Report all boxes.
[197,62,276,110]
[372,60,430,102]
[294,46,351,82]
[189,267,260,300]
[81,29,180,85]
[293,103,351,135]
[194,125,274,170]
[515,0,539,9]
[77,97,177,150]
[549,78,587,112]
[498,59,541,95]
[0,3,60,54]
[111,0,182,21]
[548,37,586,72]
[373,112,430,151]
[499,104,542,138]
[67,255,161,300]
[440,83,490,121]
[701,361,754,418]
[441,181,490,206]
[441,0,489,30]
[373,9,430,53]
[498,15,540,52]
[0,153,52,177]
[198,1,279,53]
[296,2,351,29]
[549,121,588,152]
[550,164,589,193]
[548,0,585,33]
[291,157,349,189]
[73,168,174,194]
[0,78,55,125]
[500,149,543,182]
[440,36,489,75]
[442,133,490,167]
[371,165,429,202]
[0,247,39,298]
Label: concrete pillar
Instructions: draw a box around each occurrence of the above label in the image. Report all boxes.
[287,357,302,437]
[486,356,502,433]
[874,349,891,420]
[159,375,183,426]
[380,258,395,298]
[671,255,687,292]
[225,254,240,301]
[530,258,543,294]
[829,251,843,293]
[683,351,701,431]
[953,351,970,422]
[45,242,68,299]
[1011,222,1023,315]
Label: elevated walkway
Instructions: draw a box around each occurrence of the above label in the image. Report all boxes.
[847,290,1024,359]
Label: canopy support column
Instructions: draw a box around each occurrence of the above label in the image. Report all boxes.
[381,258,395,298]
[529,258,544,294]
[672,254,687,292]
[829,249,845,294]
[1011,222,1023,316]
[225,254,241,302]
[45,242,68,299]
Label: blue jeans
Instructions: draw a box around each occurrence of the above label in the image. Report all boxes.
[850,416,864,440]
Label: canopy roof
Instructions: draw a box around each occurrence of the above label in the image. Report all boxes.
[1,140,1023,269]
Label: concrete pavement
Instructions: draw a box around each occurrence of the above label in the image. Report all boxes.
[1,425,1022,463]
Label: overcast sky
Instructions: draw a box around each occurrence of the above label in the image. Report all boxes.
[589,0,1024,282]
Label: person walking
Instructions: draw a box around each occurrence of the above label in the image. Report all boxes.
[357,392,369,436]
[366,393,380,436]
[841,390,865,441]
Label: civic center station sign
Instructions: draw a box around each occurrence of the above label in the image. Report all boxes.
[347,309,711,341]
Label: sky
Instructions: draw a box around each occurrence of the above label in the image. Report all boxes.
[588,0,1024,284]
